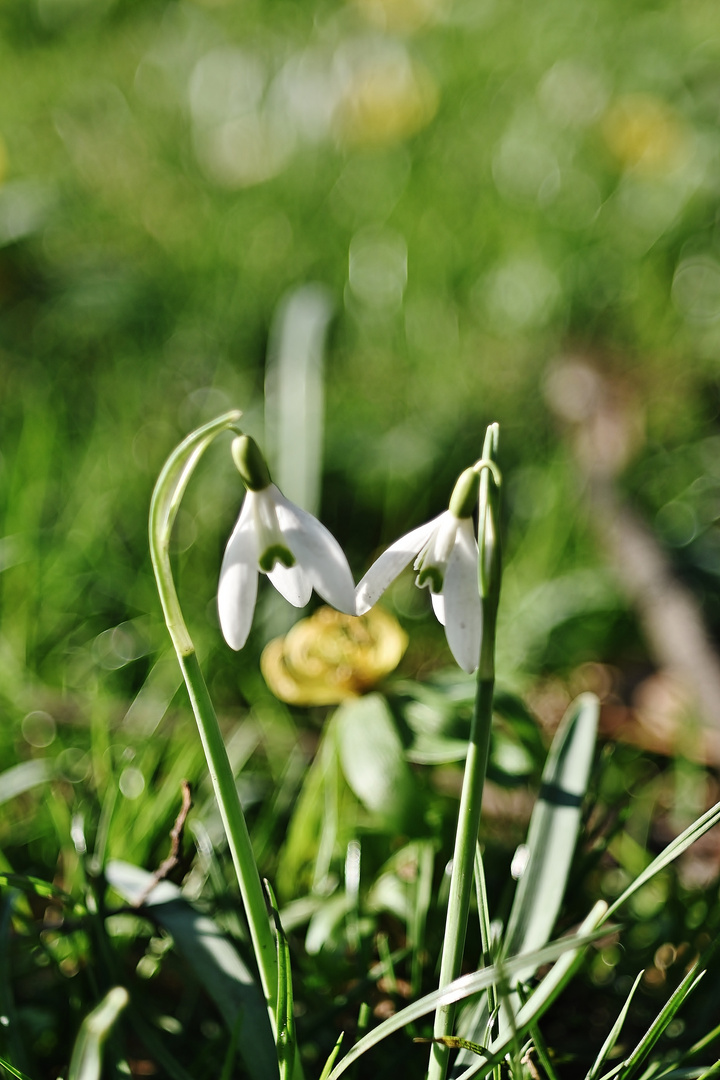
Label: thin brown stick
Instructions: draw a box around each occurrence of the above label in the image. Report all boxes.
[134,780,193,907]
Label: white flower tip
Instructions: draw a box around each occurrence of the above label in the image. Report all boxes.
[456,653,478,674]
[354,589,373,616]
[217,595,250,651]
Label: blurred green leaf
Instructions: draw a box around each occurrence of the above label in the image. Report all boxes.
[335,694,419,832]
[106,861,277,1080]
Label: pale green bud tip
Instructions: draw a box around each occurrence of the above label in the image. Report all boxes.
[416,565,444,593]
[259,544,296,573]
[448,467,480,518]
[232,435,271,491]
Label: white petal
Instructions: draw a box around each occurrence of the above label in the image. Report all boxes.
[267,561,313,607]
[442,518,482,673]
[217,498,259,650]
[273,490,356,613]
[355,516,442,615]
[431,590,446,626]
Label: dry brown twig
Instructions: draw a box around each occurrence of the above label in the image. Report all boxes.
[134,779,193,907]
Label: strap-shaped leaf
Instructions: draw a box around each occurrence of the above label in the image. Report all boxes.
[106,860,278,1080]
[455,693,599,1073]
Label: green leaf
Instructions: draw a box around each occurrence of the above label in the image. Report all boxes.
[335,694,418,831]
[68,986,129,1080]
[106,861,278,1080]
[0,761,51,806]
[504,692,599,961]
[456,693,599,1070]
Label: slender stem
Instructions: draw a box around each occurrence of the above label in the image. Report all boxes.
[178,652,278,1011]
[148,413,278,1026]
[428,425,501,1080]
[428,631,496,1080]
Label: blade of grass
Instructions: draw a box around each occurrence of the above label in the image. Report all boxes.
[265,881,297,1080]
[319,1035,345,1080]
[456,693,599,1076]
[585,971,644,1080]
[0,1057,35,1080]
[67,986,129,1080]
[0,760,51,805]
[455,902,608,1080]
[604,802,720,922]
[599,965,705,1080]
[325,914,609,1080]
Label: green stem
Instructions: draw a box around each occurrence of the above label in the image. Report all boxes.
[178,652,278,1011]
[428,425,501,1080]
[148,412,278,1026]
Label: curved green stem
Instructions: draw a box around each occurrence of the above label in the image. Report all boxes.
[428,423,502,1080]
[148,411,279,1025]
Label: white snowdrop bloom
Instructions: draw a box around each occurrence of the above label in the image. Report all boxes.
[218,436,355,650]
[355,468,483,673]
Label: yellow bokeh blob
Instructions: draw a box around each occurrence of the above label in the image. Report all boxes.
[261,605,408,706]
[0,133,8,185]
[336,56,438,146]
[602,94,688,175]
[353,0,445,33]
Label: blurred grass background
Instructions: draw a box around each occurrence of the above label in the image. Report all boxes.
[4,0,720,1076]
[4,0,720,692]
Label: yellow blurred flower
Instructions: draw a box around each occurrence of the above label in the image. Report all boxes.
[353,0,445,33]
[602,94,688,174]
[0,133,8,186]
[260,605,408,705]
[336,53,438,146]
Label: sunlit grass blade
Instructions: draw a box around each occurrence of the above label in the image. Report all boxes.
[455,902,608,1080]
[0,871,83,912]
[0,893,30,1080]
[456,693,599,1075]
[319,1035,345,1080]
[264,283,332,516]
[0,1056,34,1080]
[503,693,599,962]
[585,971,644,1080]
[603,801,720,921]
[598,964,705,1080]
[266,880,297,1080]
[106,861,277,1080]
[0,760,51,806]
[325,916,609,1080]
[67,986,128,1080]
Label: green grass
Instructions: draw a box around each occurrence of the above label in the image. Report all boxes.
[3,0,720,1075]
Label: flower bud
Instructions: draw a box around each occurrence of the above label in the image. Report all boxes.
[448,467,480,519]
[232,435,271,492]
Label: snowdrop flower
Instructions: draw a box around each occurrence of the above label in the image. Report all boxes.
[355,466,486,673]
[218,436,356,650]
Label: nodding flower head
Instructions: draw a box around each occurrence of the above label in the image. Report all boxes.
[217,436,356,651]
[355,466,486,673]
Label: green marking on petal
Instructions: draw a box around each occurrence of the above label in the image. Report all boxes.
[259,545,296,572]
[416,565,444,593]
